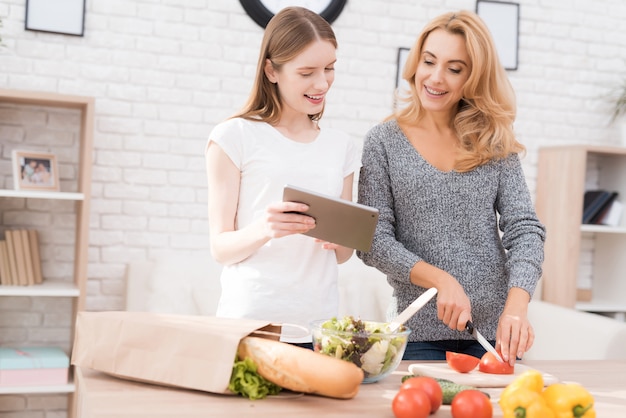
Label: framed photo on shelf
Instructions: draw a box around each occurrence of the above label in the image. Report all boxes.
[12,150,60,192]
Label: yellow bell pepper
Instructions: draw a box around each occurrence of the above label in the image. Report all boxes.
[501,369,545,400]
[542,383,596,418]
[499,387,556,418]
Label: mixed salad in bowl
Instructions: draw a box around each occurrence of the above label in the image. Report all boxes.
[310,316,410,383]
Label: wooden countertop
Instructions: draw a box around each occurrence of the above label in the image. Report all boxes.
[74,360,626,417]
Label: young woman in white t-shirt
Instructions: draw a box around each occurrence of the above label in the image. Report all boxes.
[205,7,360,345]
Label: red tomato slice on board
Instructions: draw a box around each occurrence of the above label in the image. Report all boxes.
[446,351,480,373]
[478,350,514,375]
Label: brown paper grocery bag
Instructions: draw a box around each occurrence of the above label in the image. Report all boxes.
[71,311,280,394]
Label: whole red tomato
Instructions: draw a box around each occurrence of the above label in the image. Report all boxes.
[446,351,480,373]
[478,350,514,375]
[399,376,442,413]
[451,389,493,418]
[391,387,431,418]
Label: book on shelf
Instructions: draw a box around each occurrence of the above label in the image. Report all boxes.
[20,230,36,286]
[11,230,28,286]
[589,192,618,224]
[597,200,624,227]
[582,190,618,224]
[0,240,11,286]
[576,288,592,302]
[28,229,43,284]
[0,229,44,286]
[4,231,19,286]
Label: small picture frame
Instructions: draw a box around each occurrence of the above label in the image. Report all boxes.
[12,150,60,192]
[396,47,411,92]
[476,0,520,71]
[394,47,411,110]
[25,0,86,37]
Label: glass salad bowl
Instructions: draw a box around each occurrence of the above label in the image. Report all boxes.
[310,317,411,383]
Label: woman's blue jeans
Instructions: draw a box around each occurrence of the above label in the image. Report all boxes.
[402,340,495,361]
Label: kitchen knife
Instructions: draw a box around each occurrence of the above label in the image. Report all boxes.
[465,320,504,362]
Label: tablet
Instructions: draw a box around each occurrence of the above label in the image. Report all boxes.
[283,185,379,252]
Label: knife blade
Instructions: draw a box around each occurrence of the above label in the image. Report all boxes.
[465,320,504,362]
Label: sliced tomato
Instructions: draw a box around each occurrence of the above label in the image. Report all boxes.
[446,351,480,373]
[478,350,514,375]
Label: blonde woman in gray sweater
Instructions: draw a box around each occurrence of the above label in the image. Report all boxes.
[357,10,545,366]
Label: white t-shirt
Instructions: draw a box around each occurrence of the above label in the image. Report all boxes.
[207,117,361,342]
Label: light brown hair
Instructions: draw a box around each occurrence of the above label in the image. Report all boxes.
[394,10,524,172]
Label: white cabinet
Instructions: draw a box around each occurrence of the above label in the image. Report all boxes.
[536,145,626,320]
[0,89,94,416]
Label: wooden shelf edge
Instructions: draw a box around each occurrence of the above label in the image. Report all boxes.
[0,88,94,109]
[540,144,626,155]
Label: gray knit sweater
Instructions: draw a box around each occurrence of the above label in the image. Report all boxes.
[357,120,546,342]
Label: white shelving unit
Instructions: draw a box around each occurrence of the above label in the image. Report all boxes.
[0,189,85,200]
[0,89,94,418]
[536,145,626,320]
[580,224,626,235]
[0,382,76,395]
[0,280,80,297]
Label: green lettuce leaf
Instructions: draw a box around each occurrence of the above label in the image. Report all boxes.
[229,357,282,400]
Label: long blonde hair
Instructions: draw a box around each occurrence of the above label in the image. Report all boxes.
[395,10,524,172]
[234,7,337,124]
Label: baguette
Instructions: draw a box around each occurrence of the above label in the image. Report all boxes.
[237,336,364,399]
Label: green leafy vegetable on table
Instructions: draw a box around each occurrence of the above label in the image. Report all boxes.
[229,357,282,400]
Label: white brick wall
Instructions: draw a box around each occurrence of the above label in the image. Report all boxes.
[0,0,625,416]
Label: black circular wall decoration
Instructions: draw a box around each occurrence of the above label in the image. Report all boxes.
[239,0,348,28]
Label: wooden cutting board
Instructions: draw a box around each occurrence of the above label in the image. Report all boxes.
[408,362,559,388]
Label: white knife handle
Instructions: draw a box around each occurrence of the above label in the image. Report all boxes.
[389,287,438,332]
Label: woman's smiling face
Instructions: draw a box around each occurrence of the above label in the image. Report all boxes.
[415,29,471,116]
[266,40,336,119]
